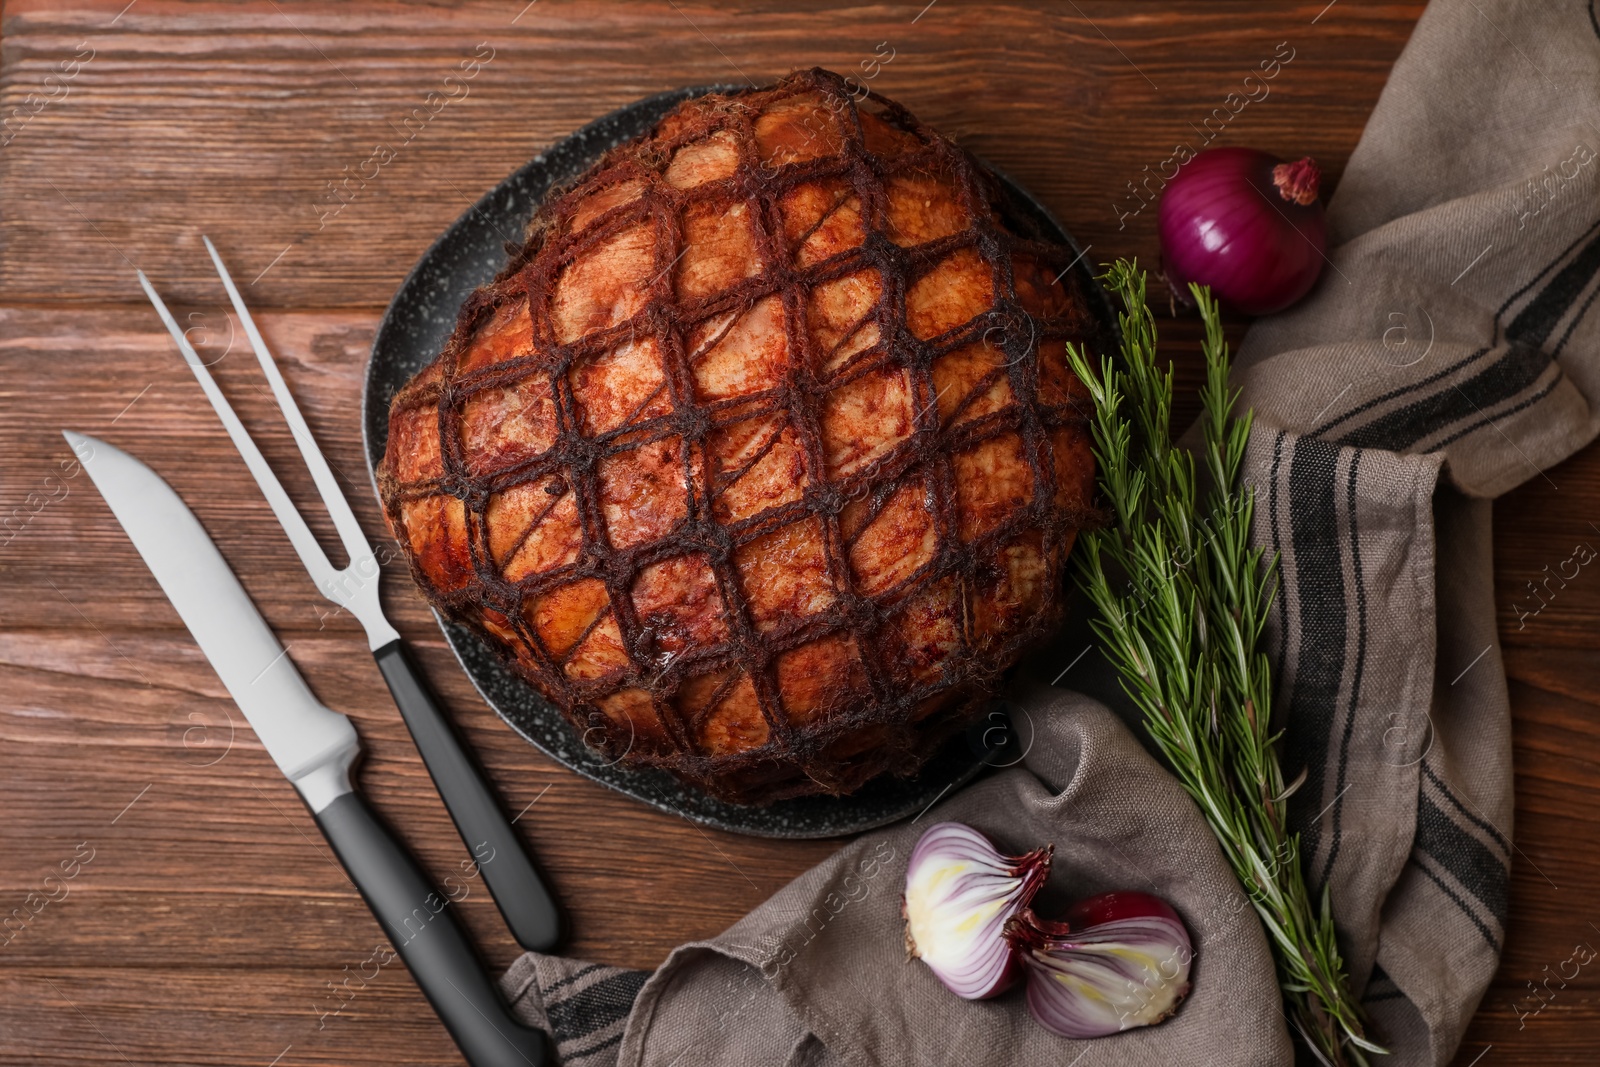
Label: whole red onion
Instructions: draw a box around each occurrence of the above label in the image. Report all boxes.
[1158,147,1327,316]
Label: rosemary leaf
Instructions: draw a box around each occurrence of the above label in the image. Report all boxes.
[1065,260,1384,1066]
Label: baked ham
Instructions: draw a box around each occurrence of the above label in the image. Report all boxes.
[379,68,1102,804]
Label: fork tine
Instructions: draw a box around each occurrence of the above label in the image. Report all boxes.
[136,269,342,596]
[201,236,377,572]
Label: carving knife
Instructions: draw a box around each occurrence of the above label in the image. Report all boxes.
[67,430,548,1067]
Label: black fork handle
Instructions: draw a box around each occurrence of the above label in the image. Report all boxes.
[374,639,562,952]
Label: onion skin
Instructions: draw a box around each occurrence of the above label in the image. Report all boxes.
[1007,893,1194,1039]
[1158,147,1327,316]
[903,822,1053,1000]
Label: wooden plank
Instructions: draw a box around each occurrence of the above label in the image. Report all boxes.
[0,307,404,632]
[0,0,1420,309]
[1493,445,1600,650]
[5,966,456,1066]
[1455,653,1600,1059]
[0,628,837,971]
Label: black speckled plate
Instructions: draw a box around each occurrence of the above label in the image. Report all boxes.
[362,85,1107,838]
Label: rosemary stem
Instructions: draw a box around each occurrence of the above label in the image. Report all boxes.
[1065,262,1383,1066]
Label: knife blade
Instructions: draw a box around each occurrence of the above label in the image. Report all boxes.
[67,430,547,1067]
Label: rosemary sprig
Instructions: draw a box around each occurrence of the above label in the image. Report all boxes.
[1065,260,1385,1066]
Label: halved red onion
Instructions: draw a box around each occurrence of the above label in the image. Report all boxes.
[1007,891,1193,1038]
[903,822,1053,1000]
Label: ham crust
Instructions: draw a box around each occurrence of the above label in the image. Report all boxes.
[379,68,1102,804]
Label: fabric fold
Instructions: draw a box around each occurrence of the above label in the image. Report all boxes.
[514,693,1295,1067]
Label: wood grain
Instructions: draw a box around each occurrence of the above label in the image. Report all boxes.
[0,0,1407,309]
[8,3,1595,1066]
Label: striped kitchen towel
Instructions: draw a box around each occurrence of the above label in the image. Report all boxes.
[499,954,649,1065]
[501,0,1600,1063]
[1229,0,1600,1054]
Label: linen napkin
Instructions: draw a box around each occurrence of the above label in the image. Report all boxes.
[498,0,1600,1062]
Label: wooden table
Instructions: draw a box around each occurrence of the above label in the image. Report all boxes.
[1,2,1593,1064]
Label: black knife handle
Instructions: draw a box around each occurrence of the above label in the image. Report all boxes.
[313,791,549,1067]
[374,639,561,952]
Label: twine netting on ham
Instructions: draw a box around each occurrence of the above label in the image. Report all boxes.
[379,68,1105,804]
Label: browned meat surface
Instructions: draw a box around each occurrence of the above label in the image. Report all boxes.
[379,68,1104,804]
